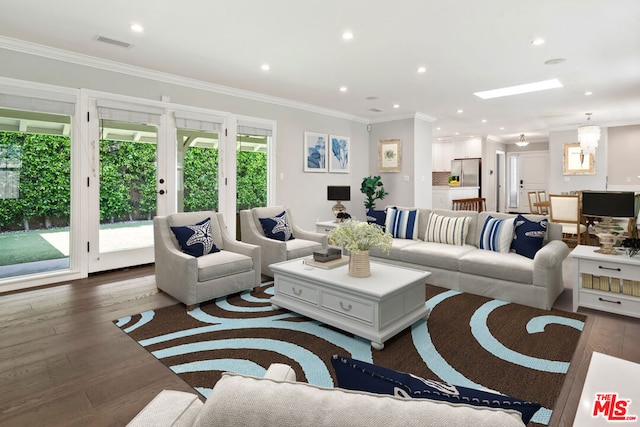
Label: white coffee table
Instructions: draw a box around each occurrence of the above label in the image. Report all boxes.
[573,352,640,425]
[270,258,431,350]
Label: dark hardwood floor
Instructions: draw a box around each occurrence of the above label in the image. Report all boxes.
[0,259,639,426]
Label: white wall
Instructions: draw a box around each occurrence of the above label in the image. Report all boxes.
[549,129,608,193]
[413,117,433,208]
[607,125,640,191]
[482,138,507,211]
[368,119,416,209]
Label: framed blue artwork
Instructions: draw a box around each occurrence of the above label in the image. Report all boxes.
[304,131,328,172]
[329,135,350,173]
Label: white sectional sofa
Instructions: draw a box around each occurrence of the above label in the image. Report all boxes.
[127,363,526,427]
[369,208,570,310]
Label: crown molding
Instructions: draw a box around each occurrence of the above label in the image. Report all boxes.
[415,112,437,123]
[369,112,437,124]
[485,134,504,143]
[0,36,369,124]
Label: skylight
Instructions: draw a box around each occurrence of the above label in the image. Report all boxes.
[473,79,563,99]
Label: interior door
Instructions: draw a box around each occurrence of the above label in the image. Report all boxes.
[508,152,549,213]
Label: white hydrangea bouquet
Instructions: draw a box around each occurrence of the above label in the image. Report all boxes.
[327,220,392,253]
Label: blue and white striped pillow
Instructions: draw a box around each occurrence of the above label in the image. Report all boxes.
[385,208,419,239]
[424,213,471,246]
[478,216,515,253]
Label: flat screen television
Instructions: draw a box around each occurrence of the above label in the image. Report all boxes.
[581,191,635,218]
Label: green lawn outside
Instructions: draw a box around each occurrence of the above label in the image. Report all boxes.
[0,221,152,266]
[0,231,65,266]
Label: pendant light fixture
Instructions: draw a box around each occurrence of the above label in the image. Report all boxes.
[578,113,600,155]
[516,133,529,147]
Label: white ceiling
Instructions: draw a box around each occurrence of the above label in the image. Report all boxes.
[1,0,639,144]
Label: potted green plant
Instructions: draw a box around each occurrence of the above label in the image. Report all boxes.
[327,220,392,277]
[360,176,389,227]
[360,175,388,209]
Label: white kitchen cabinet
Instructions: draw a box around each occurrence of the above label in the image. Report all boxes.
[453,139,481,159]
[432,140,454,171]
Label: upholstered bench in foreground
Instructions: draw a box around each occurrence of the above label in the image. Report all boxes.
[128,361,528,427]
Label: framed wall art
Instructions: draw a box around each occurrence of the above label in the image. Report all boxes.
[329,134,350,173]
[563,143,595,175]
[303,131,328,172]
[378,139,401,172]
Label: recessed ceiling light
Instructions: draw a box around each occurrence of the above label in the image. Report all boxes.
[436,127,441,130]
[454,132,459,135]
[261,63,270,71]
[499,127,505,130]
[393,104,400,109]
[417,66,427,73]
[339,86,348,92]
[584,91,593,96]
[456,109,464,113]
[481,119,487,123]
[130,23,144,33]
[474,78,563,99]
[342,31,354,41]
[531,38,545,46]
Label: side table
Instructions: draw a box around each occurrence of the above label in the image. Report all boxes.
[316,220,340,234]
[569,245,640,318]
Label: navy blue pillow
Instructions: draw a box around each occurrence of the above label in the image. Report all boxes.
[258,211,295,241]
[170,217,220,257]
[331,355,541,425]
[366,208,387,230]
[511,214,548,259]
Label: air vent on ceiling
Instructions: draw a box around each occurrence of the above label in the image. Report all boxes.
[368,108,384,113]
[95,35,132,48]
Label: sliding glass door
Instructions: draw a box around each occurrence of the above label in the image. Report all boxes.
[175,112,223,213]
[88,100,165,272]
[0,83,276,287]
[236,125,269,212]
[0,108,72,280]
[233,121,272,239]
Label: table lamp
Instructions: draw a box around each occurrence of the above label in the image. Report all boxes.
[327,186,350,222]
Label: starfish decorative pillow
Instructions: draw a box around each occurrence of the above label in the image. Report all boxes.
[170,217,220,257]
[258,211,295,241]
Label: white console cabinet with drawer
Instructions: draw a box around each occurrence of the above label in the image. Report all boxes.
[570,245,640,318]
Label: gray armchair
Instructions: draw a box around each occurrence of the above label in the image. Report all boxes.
[153,211,261,310]
[240,206,327,276]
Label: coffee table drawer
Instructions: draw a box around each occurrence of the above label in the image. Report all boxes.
[321,291,373,324]
[277,278,319,305]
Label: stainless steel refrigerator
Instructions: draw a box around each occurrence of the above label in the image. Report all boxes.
[450,158,481,196]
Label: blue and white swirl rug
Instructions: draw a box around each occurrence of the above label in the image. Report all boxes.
[115,283,585,426]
